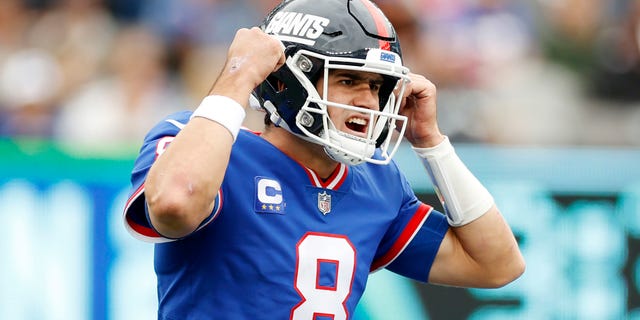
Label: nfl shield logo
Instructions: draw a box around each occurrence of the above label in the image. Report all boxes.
[317,191,332,215]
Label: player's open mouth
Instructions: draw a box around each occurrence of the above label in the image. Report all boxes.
[345,116,368,135]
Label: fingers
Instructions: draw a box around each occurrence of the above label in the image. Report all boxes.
[268,33,287,71]
[224,27,286,87]
[406,74,435,100]
[209,28,287,102]
[398,74,433,109]
[245,27,286,72]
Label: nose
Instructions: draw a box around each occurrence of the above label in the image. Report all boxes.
[351,86,379,111]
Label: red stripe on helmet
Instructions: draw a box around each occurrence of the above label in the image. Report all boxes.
[359,0,391,50]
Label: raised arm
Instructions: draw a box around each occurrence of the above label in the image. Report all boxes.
[398,74,525,288]
[144,28,285,238]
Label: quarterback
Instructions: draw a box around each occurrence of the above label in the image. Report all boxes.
[123,0,525,318]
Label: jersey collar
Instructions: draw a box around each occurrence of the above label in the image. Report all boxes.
[303,163,349,190]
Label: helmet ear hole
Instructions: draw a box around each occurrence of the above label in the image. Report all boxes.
[275,79,286,92]
[262,75,282,94]
[378,76,398,110]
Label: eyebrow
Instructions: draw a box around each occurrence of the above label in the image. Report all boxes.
[333,71,384,84]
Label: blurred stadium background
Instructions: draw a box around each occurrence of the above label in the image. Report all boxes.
[1,0,640,319]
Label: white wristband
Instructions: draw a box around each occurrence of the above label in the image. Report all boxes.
[190,95,246,141]
[413,136,494,226]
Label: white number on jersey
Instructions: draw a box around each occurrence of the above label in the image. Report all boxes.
[291,233,356,320]
[155,136,174,157]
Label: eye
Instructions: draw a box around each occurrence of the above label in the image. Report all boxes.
[369,82,382,92]
[339,79,354,86]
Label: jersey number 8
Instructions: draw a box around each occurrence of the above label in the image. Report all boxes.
[291,232,357,320]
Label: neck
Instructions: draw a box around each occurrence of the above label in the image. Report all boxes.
[261,126,339,179]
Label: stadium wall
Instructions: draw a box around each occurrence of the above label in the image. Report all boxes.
[1,139,639,320]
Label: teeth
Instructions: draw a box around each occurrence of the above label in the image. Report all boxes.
[347,118,367,125]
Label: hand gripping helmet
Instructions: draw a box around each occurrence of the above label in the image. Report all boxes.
[253,0,411,165]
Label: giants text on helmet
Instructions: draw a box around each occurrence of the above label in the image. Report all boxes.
[264,11,330,45]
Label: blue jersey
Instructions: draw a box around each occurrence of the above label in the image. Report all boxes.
[123,111,449,320]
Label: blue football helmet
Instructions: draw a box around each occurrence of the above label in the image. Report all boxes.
[253,0,410,165]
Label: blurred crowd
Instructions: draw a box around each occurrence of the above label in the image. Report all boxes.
[1,0,639,153]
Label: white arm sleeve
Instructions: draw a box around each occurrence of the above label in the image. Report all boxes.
[413,136,494,226]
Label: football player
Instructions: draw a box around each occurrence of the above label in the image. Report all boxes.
[123,0,525,318]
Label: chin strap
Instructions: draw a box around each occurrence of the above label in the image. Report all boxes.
[323,129,376,165]
[262,100,289,131]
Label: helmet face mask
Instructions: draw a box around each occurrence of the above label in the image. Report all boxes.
[254,0,411,165]
[290,49,410,165]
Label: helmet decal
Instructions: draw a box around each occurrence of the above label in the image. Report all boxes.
[357,0,391,50]
[264,12,330,46]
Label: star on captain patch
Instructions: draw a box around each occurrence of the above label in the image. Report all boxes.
[317,191,332,215]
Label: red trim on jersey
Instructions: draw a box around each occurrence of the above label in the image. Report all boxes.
[123,183,223,241]
[359,0,391,50]
[124,184,163,239]
[370,204,433,271]
[316,258,339,291]
[303,163,348,190]
[194,189,223,232]
[241,126,262,135]
[128,217,160,238]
